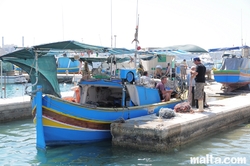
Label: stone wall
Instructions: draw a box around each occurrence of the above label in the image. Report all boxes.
[0,101,32,123]
[111,94,250,152]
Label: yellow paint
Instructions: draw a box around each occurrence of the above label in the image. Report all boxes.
[42,106,110,124]
[34,116,88,130]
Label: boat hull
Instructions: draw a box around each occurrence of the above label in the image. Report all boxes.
[32,95,181,146]
[57,57,80,74]
[57,67,79,74]
[213,70,250,91]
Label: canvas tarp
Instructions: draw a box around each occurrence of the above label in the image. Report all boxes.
[220,57,250,70]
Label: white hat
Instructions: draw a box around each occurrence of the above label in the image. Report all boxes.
[156,65,162,69]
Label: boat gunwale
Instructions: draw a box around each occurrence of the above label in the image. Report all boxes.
[44,93,182,112]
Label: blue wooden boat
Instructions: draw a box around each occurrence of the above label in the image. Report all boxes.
[209,46,250,91]
[57,56,80,74]
[0,41,186,150]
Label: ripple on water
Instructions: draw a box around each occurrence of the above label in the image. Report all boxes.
[0,119,37,166]
[0,118,249,165]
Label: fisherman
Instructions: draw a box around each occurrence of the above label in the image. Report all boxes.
[191,57,206,112]
[187,66,196,107]
[187,65,209,108]
[156,76,173,102]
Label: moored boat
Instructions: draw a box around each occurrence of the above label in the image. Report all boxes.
[0,75,27,84]
[209,46,250,92]
[0,40,186,150]
[56,56,80,74]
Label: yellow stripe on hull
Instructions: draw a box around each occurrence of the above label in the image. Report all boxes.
[43,106,110,124]
[34,116,108,131]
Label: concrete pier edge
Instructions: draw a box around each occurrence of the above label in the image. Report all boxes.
[111,94,250,152]
[0,91,74,123]
[0,96,32,123]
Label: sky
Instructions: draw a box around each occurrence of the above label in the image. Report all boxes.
[0,0,250,51]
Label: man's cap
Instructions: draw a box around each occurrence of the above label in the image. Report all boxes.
[193,57,201,61]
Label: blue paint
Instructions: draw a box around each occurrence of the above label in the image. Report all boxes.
[57,57,80,73]
[36,85,46,151]
[136,86,161,105]
[79,79,122,88]
[122,85,126,107]
[176,66,181,74]
[44,127,111,145]
[120,69,136,80]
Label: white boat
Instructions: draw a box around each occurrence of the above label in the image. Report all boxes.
[0,75,28,84]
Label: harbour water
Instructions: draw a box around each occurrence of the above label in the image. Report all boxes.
[0,84,250,165]
[0,119,249,165]
[0,83,73,98]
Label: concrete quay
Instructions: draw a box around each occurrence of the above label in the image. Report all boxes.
[0,91,74,123]
[110,92,250,152]
[0,96,32,123]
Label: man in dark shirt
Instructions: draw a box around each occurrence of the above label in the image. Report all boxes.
[191,57,206,112]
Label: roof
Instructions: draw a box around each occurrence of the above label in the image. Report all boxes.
[32,40,106,51]
[208,45,250,52]
[151,44,208,53]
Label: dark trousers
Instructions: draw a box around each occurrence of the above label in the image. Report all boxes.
[191,87,196,107]
[191,86,206,108]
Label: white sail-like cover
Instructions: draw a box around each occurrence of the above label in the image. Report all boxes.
[126,84,140,106]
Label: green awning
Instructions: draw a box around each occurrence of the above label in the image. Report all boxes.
[33,40,106,51]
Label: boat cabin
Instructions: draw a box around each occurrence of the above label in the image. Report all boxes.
[76,79,161,108]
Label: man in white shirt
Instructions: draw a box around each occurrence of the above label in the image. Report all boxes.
[140,71,151,86]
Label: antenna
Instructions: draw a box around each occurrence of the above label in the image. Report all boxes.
[62,3,65,40]
[22,36,24,47]
[110,0,113,49]
[241,9,243,46]
[134,0,139,68]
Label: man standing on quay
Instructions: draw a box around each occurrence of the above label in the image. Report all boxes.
[191,57,206,112]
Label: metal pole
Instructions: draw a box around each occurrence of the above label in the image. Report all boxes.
[134,0,139,69]
[110,0,113,49]
[114,35,116,48]
[4,72,6,98]
[0,60,2,98]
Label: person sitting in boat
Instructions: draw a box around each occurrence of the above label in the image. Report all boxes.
[156,76,173,102]
[154,65,163,79]
[140,71,151,85]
